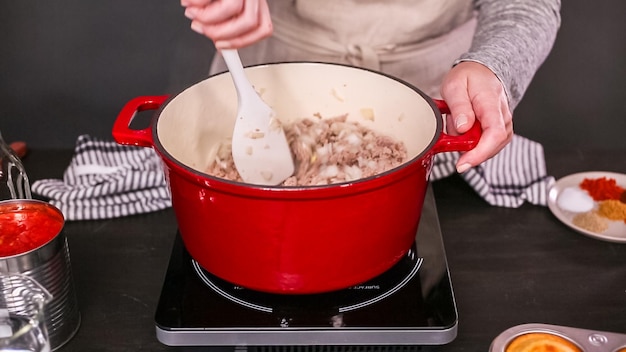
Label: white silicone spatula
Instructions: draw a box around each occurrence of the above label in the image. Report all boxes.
[221,49,294,185]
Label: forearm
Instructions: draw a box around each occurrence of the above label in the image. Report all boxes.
[457,0,561,110]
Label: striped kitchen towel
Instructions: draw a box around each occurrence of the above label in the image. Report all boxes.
[430,134,554,207]
[31,135,171,221]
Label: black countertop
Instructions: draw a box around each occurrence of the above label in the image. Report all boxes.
[21,148,626,351]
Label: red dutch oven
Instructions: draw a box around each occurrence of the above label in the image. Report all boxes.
[113,62,480,294]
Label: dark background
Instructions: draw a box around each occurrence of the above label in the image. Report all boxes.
[1,1,625,152]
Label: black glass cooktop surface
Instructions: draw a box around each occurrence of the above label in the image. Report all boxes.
[155,187,457,347]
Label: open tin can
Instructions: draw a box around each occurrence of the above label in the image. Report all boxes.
[0,199,81,351]
[490,323,626,352]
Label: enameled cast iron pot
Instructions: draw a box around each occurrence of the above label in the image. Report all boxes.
[112,62,480,294]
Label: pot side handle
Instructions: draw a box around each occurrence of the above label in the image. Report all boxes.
[112,95,168,147]
[431,99,481,153]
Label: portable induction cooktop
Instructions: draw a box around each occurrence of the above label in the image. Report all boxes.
[155,187,458,349]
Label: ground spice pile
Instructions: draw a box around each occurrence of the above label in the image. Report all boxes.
[598,200,626,223]
[572,211,608,233]
[580,177,624,201]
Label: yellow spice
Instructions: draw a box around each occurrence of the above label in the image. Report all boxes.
[598,199,626,221]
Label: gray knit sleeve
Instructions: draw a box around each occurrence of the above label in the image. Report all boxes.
[456,0,561,110]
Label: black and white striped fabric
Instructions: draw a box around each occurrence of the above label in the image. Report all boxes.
[32,133,552,221]
[31,135,171,221]
[431,134,554,207]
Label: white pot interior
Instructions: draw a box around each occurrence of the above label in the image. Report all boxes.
[156,62,439,174]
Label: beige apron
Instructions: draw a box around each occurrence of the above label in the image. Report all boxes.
[210,0,476,98]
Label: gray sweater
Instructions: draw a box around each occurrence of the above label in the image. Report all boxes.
[459,0,562,109]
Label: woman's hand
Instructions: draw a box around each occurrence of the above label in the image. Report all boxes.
[440,61,513,173]
[181,0,273,49]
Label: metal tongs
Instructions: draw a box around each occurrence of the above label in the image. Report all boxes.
[0,131,31,200]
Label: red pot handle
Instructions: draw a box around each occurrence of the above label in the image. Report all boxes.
[112,95,168,147]
[431,98,482,154]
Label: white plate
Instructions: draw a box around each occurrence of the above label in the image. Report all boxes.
[548,171,626,243]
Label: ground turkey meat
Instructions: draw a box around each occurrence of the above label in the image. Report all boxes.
[206,114,407,186]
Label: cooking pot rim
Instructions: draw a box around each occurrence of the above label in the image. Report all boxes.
[151,61,443,192]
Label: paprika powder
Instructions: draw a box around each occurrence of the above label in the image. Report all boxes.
[580,177,624,201]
